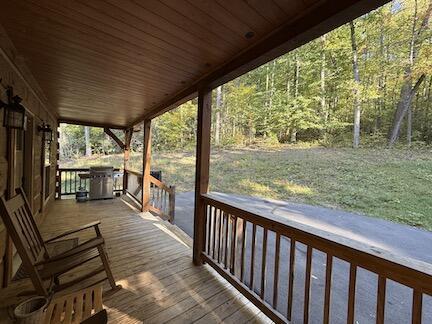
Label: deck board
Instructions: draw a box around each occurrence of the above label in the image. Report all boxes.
[40,198,267,323]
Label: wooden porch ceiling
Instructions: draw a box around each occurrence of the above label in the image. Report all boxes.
[0,0,389,128]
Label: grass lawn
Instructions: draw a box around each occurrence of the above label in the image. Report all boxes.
[61,146,432,231]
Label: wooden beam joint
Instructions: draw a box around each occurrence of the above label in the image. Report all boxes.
[104,128,125,150]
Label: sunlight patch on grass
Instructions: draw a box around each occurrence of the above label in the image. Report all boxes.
[274,180,314,196]
[238,179,273,197]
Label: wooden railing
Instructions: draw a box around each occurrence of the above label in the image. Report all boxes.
[124,169,175,223]
[201,193,432,324]
[56,168,123,198]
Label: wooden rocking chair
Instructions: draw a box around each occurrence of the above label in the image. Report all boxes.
[0,188,120,297]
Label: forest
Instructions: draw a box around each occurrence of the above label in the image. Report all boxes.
[60,0,432,157]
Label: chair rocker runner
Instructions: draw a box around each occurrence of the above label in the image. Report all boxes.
[0,188,120,296]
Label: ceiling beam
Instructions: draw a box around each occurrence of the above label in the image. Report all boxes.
[58,118,126,130]
[129,0,390,126]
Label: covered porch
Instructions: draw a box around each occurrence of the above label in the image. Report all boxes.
[1,0,431,323]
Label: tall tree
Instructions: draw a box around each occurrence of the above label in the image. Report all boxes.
[350,21,361,148]
[388,0,432,146]
[291,53,300,143]
[215,85,223,145]
[84,126,92,157]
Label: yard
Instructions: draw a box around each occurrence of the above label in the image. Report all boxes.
[61,146,432,231]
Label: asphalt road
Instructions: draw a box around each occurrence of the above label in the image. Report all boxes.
[174,191,432,324]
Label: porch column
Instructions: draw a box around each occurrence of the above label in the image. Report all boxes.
[122,129,132,194]
[193,87,212,266]
[141,120,151,212]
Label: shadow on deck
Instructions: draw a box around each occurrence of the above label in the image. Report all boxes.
[40,197,270,323]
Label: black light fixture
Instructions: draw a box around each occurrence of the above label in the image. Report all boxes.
[0,87,27,130]
[38,122,53,144]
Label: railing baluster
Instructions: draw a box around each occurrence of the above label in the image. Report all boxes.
[162,189,165,213]
[287,239,296,321]
[240,219,247,283]
[224,211,229,269]
[230,216,237,275]
[250,223,257,290]
[212,207,217,259]
[273,233,281,309]
[162,188,167,214]
[412,290,423,324]
[347,264,357,324]
[304,246,313,324]
[260,228,268,300]
[323,254,333,324]
[206,205,212,254]
[218,208,223,264]
[376,276,386,324]
[164,189,167,214]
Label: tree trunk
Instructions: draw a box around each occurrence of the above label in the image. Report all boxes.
[407,105,412,146]
[376,20,386,133]
[291,53,300,143]
[320,35,327,123]
[215,85,223,145]
[290,129,297,143]
[350,21,361,148]
[84,126,91,157]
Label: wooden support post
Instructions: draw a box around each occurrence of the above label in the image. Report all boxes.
[123,129,132,194]
[193,87,212,266]
[169,185,176,223]
[141,120,152,212]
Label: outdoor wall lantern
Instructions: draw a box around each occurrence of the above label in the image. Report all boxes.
[0,87,27,130]
[38,123,53,145]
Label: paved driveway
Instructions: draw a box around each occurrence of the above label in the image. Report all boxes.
[174,191,432,323]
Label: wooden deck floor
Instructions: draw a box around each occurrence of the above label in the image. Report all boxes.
[40,197,271,323]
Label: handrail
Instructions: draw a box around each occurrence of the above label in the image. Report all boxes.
[149,175,171,192]
[201,193,432,324]
[123,169,175,223]
[124,168,141,177]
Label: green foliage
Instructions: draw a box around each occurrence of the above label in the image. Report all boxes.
[152,101,197,151]
[59,124,122,160]
[148,0,432,149]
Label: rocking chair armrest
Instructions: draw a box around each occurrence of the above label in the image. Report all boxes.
[35,237,105,266]
[45,221,102,243]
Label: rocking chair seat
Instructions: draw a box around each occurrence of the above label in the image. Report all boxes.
[37,238,105,279]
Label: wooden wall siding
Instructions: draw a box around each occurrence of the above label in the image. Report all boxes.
[0,23,58,286]
[0,0,322,127]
